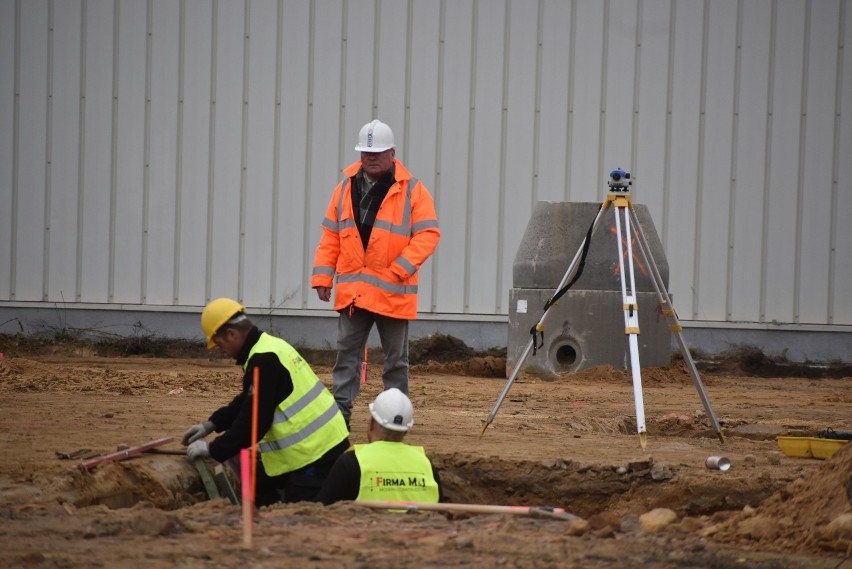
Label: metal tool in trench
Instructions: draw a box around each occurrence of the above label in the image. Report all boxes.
[356,500,579,520]
[194,459,240,505]
[481,169,725,449]
[79,437,176,470]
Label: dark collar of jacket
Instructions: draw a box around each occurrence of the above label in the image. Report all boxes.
[235,326,262,367]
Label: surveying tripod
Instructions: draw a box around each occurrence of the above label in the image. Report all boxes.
[481,169,725,449]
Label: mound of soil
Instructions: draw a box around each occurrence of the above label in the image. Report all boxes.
[707,442,852,555]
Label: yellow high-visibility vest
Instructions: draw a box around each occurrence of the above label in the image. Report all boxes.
[354,441,439,502]
[251,333,348,476]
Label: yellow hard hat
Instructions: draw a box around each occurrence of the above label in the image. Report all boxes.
[201,298,245,349]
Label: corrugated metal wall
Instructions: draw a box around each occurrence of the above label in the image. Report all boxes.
[1,0,850,328]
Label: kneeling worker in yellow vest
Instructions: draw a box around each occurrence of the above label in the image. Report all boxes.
[315,388,442,505]
[181,298,350,506]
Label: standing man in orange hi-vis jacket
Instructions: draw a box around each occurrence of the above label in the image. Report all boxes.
[312,119,440,428]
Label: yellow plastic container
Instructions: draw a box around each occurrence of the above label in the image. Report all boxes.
[810,438,848,460]
[776,436,848,460]
[776,436,813,458]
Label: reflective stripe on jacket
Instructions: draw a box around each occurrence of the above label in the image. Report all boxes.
[354,441,440,503]
[311,159,440,320]
[251,333,349,476]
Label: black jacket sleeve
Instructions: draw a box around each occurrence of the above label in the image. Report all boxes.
[208,335,294,463]
[432,462,444,503]
[314,450,361,505]
[207,391,245,433]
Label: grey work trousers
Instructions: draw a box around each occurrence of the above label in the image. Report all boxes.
[331,307,409,424]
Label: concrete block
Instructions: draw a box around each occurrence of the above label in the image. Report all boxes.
[509,201,671,376]
[513,202,668,292]
[508,288,671,376]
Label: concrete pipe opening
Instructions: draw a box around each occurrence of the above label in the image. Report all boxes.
[551,338,580,372]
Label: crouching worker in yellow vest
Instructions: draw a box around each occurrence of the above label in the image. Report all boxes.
[315,388,441,505]
[181,298,350,507]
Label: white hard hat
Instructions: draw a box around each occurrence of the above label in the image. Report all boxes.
[369,388,414,432]
[355,119,395,153]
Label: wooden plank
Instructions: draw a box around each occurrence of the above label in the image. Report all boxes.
[80,437,175,470]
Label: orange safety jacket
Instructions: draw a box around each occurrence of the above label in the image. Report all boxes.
[312,159,440,320]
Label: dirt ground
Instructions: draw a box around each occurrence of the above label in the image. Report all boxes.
[0,334,850,569]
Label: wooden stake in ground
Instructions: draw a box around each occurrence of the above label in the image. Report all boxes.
[250,366,259,507]
[239,366,260,549]
[240,448,252,548]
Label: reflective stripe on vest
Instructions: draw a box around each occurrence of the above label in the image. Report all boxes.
[354,441,440,503]
[336,272,418,295]
[318,175,414,244]
[326,176,421,290]
[249,333,348,476]
[258,399,341,452]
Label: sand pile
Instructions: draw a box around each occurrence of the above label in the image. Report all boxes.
[708,441,852,555]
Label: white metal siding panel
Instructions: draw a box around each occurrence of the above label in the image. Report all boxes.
[695,0,737,321]
[176,0,213,307]
[633,0,672,230]
[407,0,441,313]
[241,0,278,306]
[112,0,146,304]
[536,0,572,203]
[2,0,851,330]
[501,0,539,312]
[46,0,83,304]
[375,1,408,137]
[305,1,344,311]
[79,0,114,303]
[208,0,245,300]
[726,0,772,322]
[279,0,311,309]
[569,1,604,199]
[834,2,852,324]
[15,0,49,302]
[665,0,703,318]
[764,0,805,324]
[340,1,375,149]
[798,0,841,324]
[146,0,181,305]
[729,0,772,323]
[601,0,639,189]
[432,0,473,314]
[468,0,506,314]
[0,0,14,300]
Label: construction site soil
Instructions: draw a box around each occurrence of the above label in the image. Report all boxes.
[0,333,850,568]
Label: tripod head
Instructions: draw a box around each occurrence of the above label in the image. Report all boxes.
[608,168,631,191]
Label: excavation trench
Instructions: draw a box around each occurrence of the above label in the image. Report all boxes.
[57,451,779,521]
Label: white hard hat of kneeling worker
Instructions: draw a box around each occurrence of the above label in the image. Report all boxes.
[369,388,414,432]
